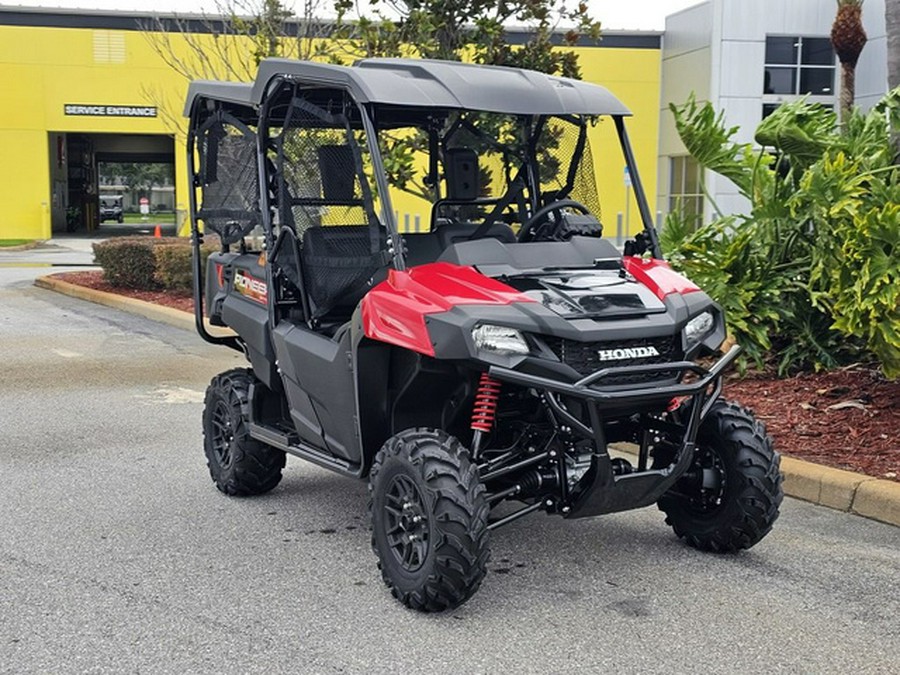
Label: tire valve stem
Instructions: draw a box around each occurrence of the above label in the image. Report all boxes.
[471,373,502,461]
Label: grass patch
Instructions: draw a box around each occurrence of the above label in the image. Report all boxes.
[123,212,176,224]
[0,239,33,247]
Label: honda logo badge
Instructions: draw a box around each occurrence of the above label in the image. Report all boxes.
[596,346,660,361]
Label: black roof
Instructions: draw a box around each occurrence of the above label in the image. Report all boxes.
[255,58,631,116]
[185,58,632,117]
[183,81,254,116]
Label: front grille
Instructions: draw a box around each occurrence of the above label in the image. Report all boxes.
[542,335,683,386]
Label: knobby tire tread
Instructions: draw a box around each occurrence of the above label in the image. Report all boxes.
[369,428,490,612]
[659,400,783,553]
[202,368,286,496]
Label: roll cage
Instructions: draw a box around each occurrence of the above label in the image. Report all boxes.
[186,58,663,347]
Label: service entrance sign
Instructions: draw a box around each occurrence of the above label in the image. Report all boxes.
[64,104,157,118]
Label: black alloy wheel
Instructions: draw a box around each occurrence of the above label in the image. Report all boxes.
[383,474,431,572]
[202,368,286,496]
[369,428,490,612]
[683,445,727,514]
[658,400,783,552]
[208,397,236,471]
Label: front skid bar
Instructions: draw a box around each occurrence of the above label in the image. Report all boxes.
[487,345,740,408]
[486,345,741,519]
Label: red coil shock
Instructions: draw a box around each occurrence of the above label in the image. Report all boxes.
[471,373,502,433]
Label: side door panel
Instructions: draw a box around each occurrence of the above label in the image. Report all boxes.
[272,323,361,463]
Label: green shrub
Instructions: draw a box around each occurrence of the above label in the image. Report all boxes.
[93,236,219,293]
[153,245,192,291]
[93,237,163,290]
[665,89,900,377]
[153,242,217,292]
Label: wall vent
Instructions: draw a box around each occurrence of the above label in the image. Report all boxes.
[93,31,126,64]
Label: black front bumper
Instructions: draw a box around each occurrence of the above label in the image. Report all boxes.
[487,345,741,518]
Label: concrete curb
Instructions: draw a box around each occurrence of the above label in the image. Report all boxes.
[34,274,233,337]
[781,457,900,527]
[36,273,900,528]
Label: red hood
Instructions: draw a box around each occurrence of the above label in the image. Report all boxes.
[361,262,534,356]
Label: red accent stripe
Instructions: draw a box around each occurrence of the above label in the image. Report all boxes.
[622,256,700,300]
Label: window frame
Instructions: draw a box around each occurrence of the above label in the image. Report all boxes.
[668,155,705,229]
[762,35,836,115]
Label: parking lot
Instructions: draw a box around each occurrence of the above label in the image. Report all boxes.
[1,254,898,674]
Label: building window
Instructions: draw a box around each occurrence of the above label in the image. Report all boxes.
[669,155,704,228]
[763,36,836,117]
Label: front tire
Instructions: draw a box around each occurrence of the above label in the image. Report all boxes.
[369,428,490,612]
[658,400,783,552]
[202,368,285,496]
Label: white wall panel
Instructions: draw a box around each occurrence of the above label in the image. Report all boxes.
[779,0,829,34]
[720,2,766,41]
[662,48,713,107]
[663,2,714,58]
[657,106,687,157]
[718,40,766,98]
[856,36,888,105]
[710,192,752,219]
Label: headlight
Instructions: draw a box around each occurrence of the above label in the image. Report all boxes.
[472,324,529,355]
[684,311,715,346]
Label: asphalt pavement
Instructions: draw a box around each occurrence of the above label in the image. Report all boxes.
[1,244,898,674]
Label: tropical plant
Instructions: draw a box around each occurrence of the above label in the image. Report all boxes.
[330,0,602,199]
[664,90,900,378]
[331,0,601,76]
[831,0,868,119]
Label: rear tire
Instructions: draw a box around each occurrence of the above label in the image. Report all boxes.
[202,368,285,496]
[658,400,782,552]
[369,428,490,612]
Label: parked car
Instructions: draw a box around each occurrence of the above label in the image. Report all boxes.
[99,196,124,223]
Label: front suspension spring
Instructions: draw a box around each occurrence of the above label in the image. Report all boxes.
[470,373,502,433]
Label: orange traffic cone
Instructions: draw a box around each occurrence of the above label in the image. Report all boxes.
[153,224,162,238]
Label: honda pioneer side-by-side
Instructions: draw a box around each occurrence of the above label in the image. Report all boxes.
[184,58,783,611]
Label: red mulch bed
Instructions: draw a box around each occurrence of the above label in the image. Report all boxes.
[56,271,194,314]
[726,368,898,482]
[53,271,899,481]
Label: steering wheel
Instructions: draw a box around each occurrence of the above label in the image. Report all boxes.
[517,199,592,242]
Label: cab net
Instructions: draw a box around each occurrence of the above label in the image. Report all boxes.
[196,112,260,246]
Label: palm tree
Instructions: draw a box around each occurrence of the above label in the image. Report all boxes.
[831,0,868,119]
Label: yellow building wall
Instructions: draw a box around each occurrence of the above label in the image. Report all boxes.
[577,47,661,235]
[0,23,659,241]
[0,25,196,240]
